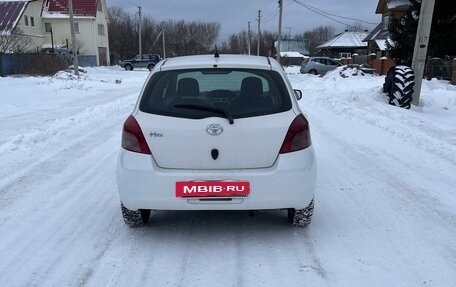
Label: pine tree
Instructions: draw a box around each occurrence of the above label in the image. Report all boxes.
[429,0,456,58]
[387,0,456,65]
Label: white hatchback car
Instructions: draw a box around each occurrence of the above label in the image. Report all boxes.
[117,54,316,227]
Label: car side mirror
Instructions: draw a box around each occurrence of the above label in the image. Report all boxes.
[294,89,302,100]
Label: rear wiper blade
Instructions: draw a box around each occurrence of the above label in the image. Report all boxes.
[174,104,234,125]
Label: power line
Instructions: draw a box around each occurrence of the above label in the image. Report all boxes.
[262,1,293,24]
[292,0,378,27]
[123,0,139,8]
[294,1,351,27]
[262,10,278,24]
[261,2,281,24]
[262,0,278,17]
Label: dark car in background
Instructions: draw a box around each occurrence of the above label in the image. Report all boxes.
[120,54,161,71]
[300,57,342,75]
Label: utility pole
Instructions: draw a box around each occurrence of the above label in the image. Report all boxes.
[68,0,79,76]
[138,6,142,56]
[50,26,54,53]
[284,27,292,39]
[257,10,261,56]
[162,29,166,59]
[277,0,283,62]
[411,0,435,106]
[248,21,251,55]
[153,30,166,59]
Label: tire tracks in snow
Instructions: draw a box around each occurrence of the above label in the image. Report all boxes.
[0,93,135,286]
[0,132,121,287]
[303,106,456,285]
[0,93,136,205]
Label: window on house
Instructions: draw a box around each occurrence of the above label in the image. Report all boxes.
[30,17,35,27]
[74,22,79,34]
[97,0,103,12]
[98,24,105,36]
[383,15,390,30]
[45,22,52,33]
[340,52,351,59]
[24,15,29,26]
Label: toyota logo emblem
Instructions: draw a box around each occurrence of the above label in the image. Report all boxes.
[206,124,223,136]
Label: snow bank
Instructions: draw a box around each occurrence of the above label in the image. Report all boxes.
[287,66,456,164]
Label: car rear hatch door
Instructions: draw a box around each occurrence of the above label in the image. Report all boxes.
[135,111,295,170]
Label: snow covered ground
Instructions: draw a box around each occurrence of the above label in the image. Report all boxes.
[0,65,455,287]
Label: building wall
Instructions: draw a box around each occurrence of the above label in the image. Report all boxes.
[319,47,368,59]
[40,18,95,55]
[14,0,110,66]
[94,1,109,65]
[16,0,46,52]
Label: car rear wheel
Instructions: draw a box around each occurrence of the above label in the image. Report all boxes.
[124,64,133,71]
[288,199,314,227]
[148,64,155,71]
[121,203,150,226]
[309,69,318,75]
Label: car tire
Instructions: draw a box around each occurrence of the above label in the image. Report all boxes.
[287,198,314,227]
[148,64,155,71]
[387,65,415,109]
[121,203,150,227]
[124,64,133,71]
[309,69,318,75]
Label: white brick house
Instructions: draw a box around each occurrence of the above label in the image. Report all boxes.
[0,0,110,66]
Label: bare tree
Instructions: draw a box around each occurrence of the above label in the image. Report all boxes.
[163,20,220,56]
[221,30,276,56]
[108,6,221,61]
[108,6,138,60]
[223,33,243,54]
[296,25,336,55]
[0,27,32,53]
[189,21,220,52]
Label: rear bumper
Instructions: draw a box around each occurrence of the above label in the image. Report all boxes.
[116,147,316,211]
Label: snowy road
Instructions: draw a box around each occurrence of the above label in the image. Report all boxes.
[1,67,455,286]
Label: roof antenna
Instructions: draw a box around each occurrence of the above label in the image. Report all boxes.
[214,45,220,58]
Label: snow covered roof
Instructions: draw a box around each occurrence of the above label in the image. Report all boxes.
[42,0,98,18]
[375,39,388,51]
[275,39,310,56]
[41,42,66,49]
[387,0,410,9]
[317,31,369,49]
[0,1,29,35]
[375,0,410,14]
[363,23,390,42]
[280,51,307,58]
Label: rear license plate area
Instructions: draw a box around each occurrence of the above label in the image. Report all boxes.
[176,181,250,198]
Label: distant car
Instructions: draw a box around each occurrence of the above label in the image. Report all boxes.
[121,54,161,71]
[300,57,342,75]
[116,54,317,227]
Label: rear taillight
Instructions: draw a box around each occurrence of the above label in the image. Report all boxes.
[279,114,312,154]
[121,115,151,154]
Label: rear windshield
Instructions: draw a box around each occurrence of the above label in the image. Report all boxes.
[139,69,292,119]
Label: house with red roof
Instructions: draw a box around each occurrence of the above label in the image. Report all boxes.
[0,0,110,66]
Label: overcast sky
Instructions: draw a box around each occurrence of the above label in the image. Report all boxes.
[106,0,381,42]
